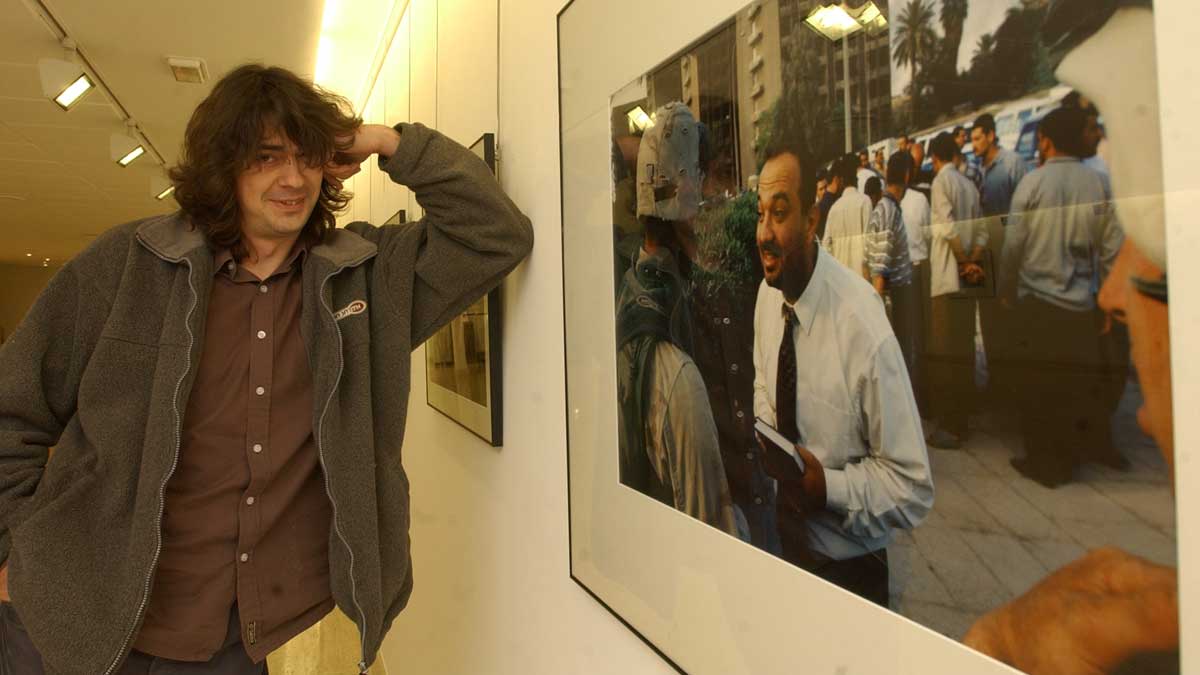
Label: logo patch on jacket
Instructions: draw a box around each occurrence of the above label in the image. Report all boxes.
[334,300,367,322]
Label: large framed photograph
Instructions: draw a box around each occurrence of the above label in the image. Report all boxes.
[425,133,504,446]
[560,0,1183,673]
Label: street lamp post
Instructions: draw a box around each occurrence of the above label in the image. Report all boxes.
[805,2,888,153]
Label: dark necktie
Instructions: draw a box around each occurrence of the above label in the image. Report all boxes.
[772,302,810,566]
[776,303,799,444]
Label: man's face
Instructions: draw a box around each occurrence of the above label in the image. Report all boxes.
[971,127,995,160]
[955,129,967,148]
[235,130,324,243]
[757,152,813,294]
[859,152,869,167]
[1098,240,1173,472]
[910,143,924,169]
[899,137,910,152]
[1082,115,1103,157]
[815,178,828,203]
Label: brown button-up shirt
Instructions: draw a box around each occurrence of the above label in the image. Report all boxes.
[133,243,334,663]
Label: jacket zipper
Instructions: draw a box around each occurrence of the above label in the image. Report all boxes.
[316,267,370,675]
[104,257,198,675]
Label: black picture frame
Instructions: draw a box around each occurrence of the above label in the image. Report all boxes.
[424,133,503,446]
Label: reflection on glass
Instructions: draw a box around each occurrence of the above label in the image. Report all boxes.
[606,1,1177,673]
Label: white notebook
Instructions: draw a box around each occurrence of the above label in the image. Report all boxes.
[754,418,805,475]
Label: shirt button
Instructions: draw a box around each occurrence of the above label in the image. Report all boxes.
[246,496,255,506]
[712,317,721,326]
[723,317,731,325]
[255,386,265,396]
[252,444,263,453]
[259,284,268,293]
[239,553,249,563]
[730,363,739,373]
[754,496,764,505]
[745,451,754,460]
[736,410,745,420]
[257,330,267,339]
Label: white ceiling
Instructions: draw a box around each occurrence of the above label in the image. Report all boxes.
[0,0,326,267]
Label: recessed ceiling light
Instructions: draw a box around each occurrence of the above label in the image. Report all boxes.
[167,56,208,84]
[26,253,32,257]
[117,145,145,167]
[155,185,176,200]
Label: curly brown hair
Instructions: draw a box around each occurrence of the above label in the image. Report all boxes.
[169,63,362,258]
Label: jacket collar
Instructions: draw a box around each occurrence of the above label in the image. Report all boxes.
[136,211,377,269]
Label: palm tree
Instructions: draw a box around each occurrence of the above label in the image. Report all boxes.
[940,0,969,77]
[971,33,996,70]
[892,0,938,122]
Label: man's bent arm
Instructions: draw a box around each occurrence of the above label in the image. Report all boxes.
[0,264,87,566]
[822,338,933,540]
[358,122,534,347]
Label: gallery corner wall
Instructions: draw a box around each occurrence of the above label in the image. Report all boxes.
[342,0,677,672]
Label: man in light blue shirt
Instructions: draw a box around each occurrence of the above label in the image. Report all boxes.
[1000,106,1124,487]
[973,113,1029,218]
[972,112,1029,418]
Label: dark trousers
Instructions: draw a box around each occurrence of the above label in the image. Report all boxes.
[0,602,266,675]
[811,550,890,608]
[927,293,976,436]
[889,278,923,417]
[1008,297,1110,482]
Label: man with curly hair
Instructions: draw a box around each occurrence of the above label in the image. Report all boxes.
[0,64,532,675]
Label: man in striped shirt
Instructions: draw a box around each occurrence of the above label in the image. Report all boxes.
[866,151,919,390]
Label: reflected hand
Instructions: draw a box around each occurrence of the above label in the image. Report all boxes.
[963,547,1178,675]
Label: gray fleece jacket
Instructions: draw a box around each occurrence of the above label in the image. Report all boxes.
[0,122,533,675]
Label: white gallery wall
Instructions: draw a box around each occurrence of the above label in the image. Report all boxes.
[340,0,674,671]
[340,0,1200,673]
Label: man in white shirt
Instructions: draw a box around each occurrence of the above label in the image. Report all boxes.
[927,132,986,449]
[823,155,873,279]
[752,126,933,606]
[900,158,932,415]
[856,149,879,193]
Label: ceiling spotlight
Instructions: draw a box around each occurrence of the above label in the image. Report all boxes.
[118,146,145,166]
[151,175,175,200]
[39,58,94,110]
[25,253,32,257]
[111,127,146,167]
[626,106,652,133]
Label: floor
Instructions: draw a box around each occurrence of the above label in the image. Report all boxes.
[888,376,1177,640]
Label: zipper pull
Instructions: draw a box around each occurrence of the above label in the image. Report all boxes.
[358,660,368,674]
[247,621,257,646]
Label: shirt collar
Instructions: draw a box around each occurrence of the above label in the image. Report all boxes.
[783,246,828,337]
[213,239,309,279]
[1045,156,1081,165]
[937,162,958,177]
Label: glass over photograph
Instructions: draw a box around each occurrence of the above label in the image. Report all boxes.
[608,0,1178,672]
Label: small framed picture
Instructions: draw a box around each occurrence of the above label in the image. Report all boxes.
[424,133,503,446]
